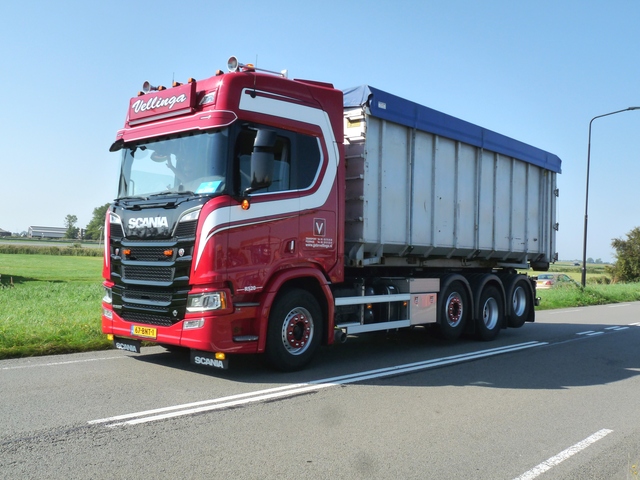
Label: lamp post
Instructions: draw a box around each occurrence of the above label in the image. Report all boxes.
[581,107,640,287]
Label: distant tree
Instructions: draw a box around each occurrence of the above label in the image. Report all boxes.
[84,203,110,240]
[64,214,79,239]
[587,257,594,264]
[595,258,603,264]
[606,227,640,283]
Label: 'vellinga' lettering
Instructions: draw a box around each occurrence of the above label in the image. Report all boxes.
[131,94,187,114]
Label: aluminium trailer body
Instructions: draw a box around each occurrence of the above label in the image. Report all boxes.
[341,85,560,271]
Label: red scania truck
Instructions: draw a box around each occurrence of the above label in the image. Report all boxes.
[102,57,561,371]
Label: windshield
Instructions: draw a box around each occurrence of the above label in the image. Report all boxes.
[117,129,229,198]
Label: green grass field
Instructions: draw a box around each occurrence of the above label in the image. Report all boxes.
[1,253,640,359]
[0,254,110,359]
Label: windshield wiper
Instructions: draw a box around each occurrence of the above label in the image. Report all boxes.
[117,195,148,201]
[148,190,195,197]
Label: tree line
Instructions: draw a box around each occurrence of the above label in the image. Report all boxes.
[64,203,110,241]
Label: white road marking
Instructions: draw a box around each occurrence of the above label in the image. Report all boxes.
[89,341,547,427]
[513,428,613,480]
[1,356,124,371]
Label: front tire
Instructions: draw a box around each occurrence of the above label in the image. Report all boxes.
[266,289,323,371]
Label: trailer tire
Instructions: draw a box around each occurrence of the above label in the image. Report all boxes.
[476,285,504,341]
[438,281,469,340]
[266,289,322,371]
[505,276,532,328]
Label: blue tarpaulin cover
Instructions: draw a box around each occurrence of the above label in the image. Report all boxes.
[343,85,562,174]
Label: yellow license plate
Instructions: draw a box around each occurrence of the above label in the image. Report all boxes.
[131,325,157,339]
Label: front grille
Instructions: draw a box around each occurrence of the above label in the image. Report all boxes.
[111,223,124,238]
[126,247,173,261]
[175,220,197,237]
[121,311,176,327]
[123,266,174,282]
[123,290,172,303]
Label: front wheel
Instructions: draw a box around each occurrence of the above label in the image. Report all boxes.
[266,289,323,371]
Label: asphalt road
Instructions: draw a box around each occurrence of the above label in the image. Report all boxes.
[2,303,640,479]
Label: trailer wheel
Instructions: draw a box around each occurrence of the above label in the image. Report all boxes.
[476,285,503,341]
[438,281,469,340]
[505,276,532,328]
[266,289,322,371]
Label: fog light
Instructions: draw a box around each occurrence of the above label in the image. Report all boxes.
[103,308,113,320]
[184,319,205,330]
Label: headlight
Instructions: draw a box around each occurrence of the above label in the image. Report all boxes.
[103,287,112,304]
[179,208,201,223]
[187,292,227,312]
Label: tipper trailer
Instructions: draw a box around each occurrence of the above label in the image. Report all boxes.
[102,57,561,370]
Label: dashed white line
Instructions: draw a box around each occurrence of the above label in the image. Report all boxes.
[90,341,548,427]
[514,428,613,480]
[1,356,124,371]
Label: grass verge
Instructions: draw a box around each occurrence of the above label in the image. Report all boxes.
[0,254,111,359]
[536,283,640,310]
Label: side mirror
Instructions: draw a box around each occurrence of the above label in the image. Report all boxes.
[248,129,277,192]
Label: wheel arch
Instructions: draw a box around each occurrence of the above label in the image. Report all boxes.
[257,267,333,353]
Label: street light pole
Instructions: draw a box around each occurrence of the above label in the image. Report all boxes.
[581,107,640,287]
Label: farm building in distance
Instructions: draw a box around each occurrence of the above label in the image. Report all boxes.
[28,226,66,239]
[0,228,11,237]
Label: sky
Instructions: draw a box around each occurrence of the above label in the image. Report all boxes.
[1,0,639,263]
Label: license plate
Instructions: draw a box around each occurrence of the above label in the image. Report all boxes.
[131,325,157,339]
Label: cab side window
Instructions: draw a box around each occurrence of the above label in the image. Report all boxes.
[233,124,322,194]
